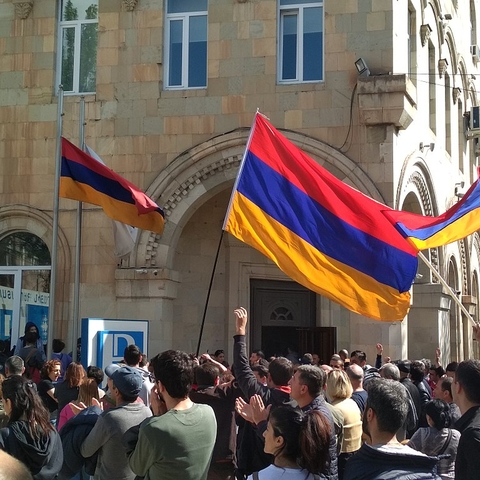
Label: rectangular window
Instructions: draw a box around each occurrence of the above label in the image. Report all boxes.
[279,0,323,83]
[58,0,98,94]
[165,0,208,89]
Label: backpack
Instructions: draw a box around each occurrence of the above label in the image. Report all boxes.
[24,348,42,384]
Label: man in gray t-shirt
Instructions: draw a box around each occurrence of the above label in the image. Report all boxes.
[81,366,152,480]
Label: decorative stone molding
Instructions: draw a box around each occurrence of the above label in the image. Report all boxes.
[162,154,242,218]
[438,58,448,78]
[356,74,417,129]
[143,154,242,267]
[13,0,33,19]
[122,0,138,12]
[452,87,461,104]
[420,24,432,47]
[459,239,468,294]
[406,171,439,277]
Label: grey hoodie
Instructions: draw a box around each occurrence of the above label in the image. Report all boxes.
[0,420,63,479]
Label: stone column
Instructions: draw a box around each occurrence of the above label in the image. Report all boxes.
[115,268,181,355]
[408,283,452,362]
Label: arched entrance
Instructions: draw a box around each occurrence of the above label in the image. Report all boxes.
[0,232,51,352]
[121,128,387,355]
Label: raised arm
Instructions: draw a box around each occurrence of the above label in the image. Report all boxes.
[232,308,268,401]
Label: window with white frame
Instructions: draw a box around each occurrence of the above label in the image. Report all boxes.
[165,0,208,89]
[279,0,323,83]
[58,0,98,94]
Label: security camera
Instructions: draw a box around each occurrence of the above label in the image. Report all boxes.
[153,270,158,276]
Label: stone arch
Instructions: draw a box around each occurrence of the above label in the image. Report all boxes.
[0,204,71,323]
[425,0,444,46]
[444,29,458,75]
[457,59,470,98]
[396,153,440,279]
[134,128,384,270]
[0,205,70,274]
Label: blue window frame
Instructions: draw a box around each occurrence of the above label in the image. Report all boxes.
[165,0,208,89]
[279,0,323,83]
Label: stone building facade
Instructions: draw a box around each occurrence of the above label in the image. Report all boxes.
[1,0,479,364]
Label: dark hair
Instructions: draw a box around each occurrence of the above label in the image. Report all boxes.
[253,349,265,359]
[52,339,65,354]
[268,406,331,474]
[296,365,326,397]
[424,399,451,430]
[455,360,480,403]
[446,361,458,373]
[124,344,142,366]
[24,323,38,334]
[5,356,24,376]
[366,379,408,434]
[139,354,148,369]
[65,362,86,388]
[440,376,453,397]
[252,364,269,379]
[301,353,313,365]
[87,366,104,385]
[213,350,224,357]
[194,363,219,386]
[2,376,53,439]
[430,366,445,377]
[151,350,194,399]
[268,357,293,386]
[410,361,425,383]
[41,360,61,380]
[351,350,366,363]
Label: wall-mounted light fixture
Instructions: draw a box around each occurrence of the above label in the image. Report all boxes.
[355,58,370,77]
[419,142,435,152]
[455,181,465,199]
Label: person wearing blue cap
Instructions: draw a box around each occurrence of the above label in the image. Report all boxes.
[80,365,152,480]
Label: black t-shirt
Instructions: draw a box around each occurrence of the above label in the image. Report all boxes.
[38,379,58,413]
[53,381,79,413]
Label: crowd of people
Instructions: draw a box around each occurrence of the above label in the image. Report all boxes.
[0,312,478,479]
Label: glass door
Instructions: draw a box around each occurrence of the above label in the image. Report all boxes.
[0,271,21,350]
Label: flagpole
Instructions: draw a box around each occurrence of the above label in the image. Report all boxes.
[72,97,85,353]
[418,251,476,326]
[222,111,259,230]
[195,229,225,356]
[48,85,64,360]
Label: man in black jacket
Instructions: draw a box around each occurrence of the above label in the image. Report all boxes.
[289,364,338,479]
[344,379,440,480]
[232,307,292,480]
[397,360,422,437]
[452,358,480,480]
[190,361,240,479]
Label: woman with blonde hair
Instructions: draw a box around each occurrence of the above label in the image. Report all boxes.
[57,377,100,431]
[326,369,362,480]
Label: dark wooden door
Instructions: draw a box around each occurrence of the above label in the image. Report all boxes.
[250,279,336,361]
